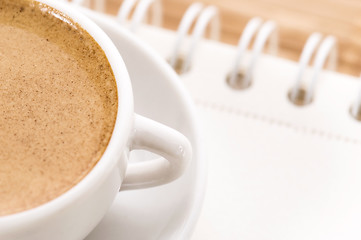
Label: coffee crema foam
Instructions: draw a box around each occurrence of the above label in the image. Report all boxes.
[0,0,118,215]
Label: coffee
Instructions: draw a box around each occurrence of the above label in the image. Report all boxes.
[0,0,118,216]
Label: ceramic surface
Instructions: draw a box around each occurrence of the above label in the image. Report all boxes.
[0,1,133,239]
[82,9,206,240]
[0,2,193,239]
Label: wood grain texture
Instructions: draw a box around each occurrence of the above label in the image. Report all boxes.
[103,0,361,76]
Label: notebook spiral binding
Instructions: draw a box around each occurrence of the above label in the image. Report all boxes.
[169,3,220,74]
[351,76,361,120]
[116,0,162,32]
[72,0,162,32]
[289,33,337,106]
[69,0,361,121]
[227,17,278,89]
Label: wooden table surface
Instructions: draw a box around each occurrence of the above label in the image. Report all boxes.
[101,0,361,76]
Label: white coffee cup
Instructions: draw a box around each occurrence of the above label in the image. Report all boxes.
[0,1,191,239]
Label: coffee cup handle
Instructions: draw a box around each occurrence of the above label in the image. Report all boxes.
[120,114,192,190]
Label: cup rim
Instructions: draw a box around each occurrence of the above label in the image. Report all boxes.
[82,10,208,238]
[0,0,133,224]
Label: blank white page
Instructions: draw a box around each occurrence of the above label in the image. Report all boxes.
[136,24,361,239]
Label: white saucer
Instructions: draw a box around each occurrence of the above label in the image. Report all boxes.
[82,9,206,240]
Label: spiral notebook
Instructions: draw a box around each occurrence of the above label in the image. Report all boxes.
[75,1,361,239]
